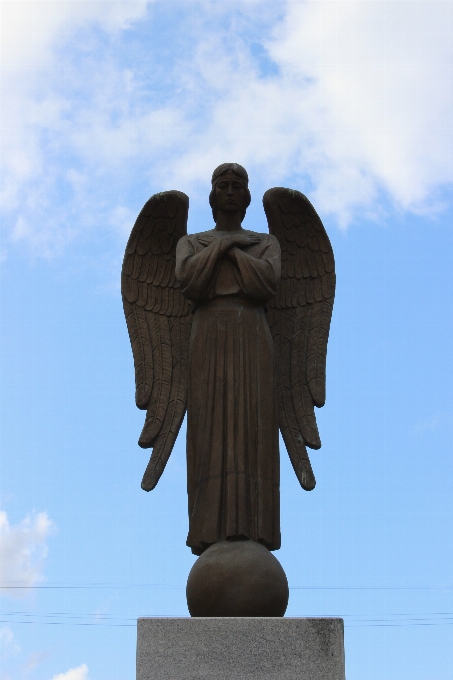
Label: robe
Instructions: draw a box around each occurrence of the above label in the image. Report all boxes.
[175,229,281,555]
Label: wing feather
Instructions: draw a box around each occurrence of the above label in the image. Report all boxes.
[122,273,138,303]
[267,308,316,491]
[138,254,150,282]
[291,306,321,449]
[305,277,314,304]
[141,316,191,490]
[153,254,167,286]
[168,265,176,288]
[152,286,163,313]
[300,246,310,278]
[314,248,326,276]
[307,247,318,278]
[160,260,172,288]
[123,252,134,276]
[322,250,334,272]
[165,287,174,317]
[146,254,159,284]
[286,251,295,278]
[264,187,335,491]
[137,280,148,308]
[138,313,172,446]
[131,254,142,280]
[298,287,306,307]
[306,299,333,407]
[123,300,154,409]
[313,275,323,302]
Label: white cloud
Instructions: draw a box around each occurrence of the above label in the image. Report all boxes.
[414,412,453,435]
[167,1,453,221]
[0,626,20,659]
[0,0,152,254]
[0,511,55,596]
[0,1,452,255]
[1,0,150,73]
[268,1,453,214]
[51,664,89,680]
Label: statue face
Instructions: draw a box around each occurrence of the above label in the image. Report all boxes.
[214,171,247,215]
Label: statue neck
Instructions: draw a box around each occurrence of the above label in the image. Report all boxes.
[214,211,243,232]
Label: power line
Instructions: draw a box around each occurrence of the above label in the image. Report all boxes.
[1,612,453,628]
[1,620,452,628]
[4,611,452,618]
[2,584,452,590]
[0,619,136,627]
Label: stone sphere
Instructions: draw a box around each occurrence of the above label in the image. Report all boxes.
[186,539,289,617]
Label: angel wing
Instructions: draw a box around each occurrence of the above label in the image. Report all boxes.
[264,188,335,492]
[121,191,192,491]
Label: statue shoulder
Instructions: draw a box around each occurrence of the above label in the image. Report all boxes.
[245,231,280,250]
[180,229,215,243]
[242,229,271,238]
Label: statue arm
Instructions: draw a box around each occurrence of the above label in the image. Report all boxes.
[176,235,226,300]
[231,236,281,302]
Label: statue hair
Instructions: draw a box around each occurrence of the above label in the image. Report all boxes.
[209,163,251,222]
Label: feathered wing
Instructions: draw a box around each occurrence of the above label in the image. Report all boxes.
[121,191,192,491]
[264,188,335,491]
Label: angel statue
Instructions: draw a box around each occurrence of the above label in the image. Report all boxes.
[122,163,335,560]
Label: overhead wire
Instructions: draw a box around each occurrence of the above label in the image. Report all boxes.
[1,611,453,628]
[2,584,451,628]
[1,584,452,590]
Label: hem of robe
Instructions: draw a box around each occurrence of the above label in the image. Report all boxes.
[188,533,282,556]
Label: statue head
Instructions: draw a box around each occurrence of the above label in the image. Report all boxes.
[209,163,251,222]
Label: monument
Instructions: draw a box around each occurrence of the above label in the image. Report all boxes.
[122,164,343,679]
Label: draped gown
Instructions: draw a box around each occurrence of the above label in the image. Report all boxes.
[175,230,281,555]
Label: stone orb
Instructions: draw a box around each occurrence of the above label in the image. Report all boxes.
[186,539,289,617]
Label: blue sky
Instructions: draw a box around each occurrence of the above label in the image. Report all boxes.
[1,2,452,679]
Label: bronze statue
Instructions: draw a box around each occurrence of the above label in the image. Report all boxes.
[122,164,335,563]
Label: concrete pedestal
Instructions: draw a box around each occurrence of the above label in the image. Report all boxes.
[137,617,345,680]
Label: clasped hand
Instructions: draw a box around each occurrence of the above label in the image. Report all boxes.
[198,233,260,251]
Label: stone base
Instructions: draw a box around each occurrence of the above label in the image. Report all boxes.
[137,617,345,680]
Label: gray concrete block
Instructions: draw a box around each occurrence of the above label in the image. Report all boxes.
[137,617,345,680]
